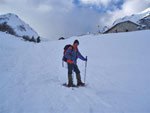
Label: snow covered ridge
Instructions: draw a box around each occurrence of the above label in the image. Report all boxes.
[104,8,150,34]
[0,13,40,42]
[113,8,150,26]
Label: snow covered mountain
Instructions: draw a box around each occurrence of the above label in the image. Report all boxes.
[0,13,39,40]
[113,8,150,29]
[0,30,150,113]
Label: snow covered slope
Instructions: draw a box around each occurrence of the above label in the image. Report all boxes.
[0,13,39,38]
[0,30,150,113]
[113,8,150,26]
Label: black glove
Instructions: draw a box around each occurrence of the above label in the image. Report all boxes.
[85,57,87,61]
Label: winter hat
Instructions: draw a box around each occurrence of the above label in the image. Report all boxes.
[73,40,79,45]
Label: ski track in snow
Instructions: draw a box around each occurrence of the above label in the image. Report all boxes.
[0,31,150,113]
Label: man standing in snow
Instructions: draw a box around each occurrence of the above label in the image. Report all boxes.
[65,40,87,87]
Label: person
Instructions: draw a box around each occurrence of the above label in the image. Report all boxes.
[65,40,87,87]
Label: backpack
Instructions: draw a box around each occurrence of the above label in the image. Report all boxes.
[62,44,73,62]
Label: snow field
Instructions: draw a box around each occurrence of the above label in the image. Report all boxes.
[0,30,150,113]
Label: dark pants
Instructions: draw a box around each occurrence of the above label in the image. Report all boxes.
[67,63,80,75]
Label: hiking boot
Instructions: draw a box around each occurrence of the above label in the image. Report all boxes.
[77,82,85,86]
[68,74,75,87]
[76,74,85,86]
[67,83,76,87]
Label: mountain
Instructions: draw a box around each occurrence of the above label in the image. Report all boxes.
[0,30,150,113]
[113,8,150,29]
[0,13,40,41]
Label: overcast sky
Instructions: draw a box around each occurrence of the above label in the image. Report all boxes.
[0,0,150,40]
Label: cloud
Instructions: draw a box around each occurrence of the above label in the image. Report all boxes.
[0,0,110,39]
[1,0,149,40]
[79,0,111,7]
[0,0,102,39]
[78,0,122,8]
[36,7,101,39]
[37,4,52,12]
[0,0,77,39]
[99,0,150,27]
[0,0,75,15]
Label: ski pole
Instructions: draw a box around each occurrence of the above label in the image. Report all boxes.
[84,56,87,84]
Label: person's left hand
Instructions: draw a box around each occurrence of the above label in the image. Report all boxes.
[85,57,87,61]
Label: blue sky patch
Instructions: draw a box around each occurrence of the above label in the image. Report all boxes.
[73,0,124,13]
